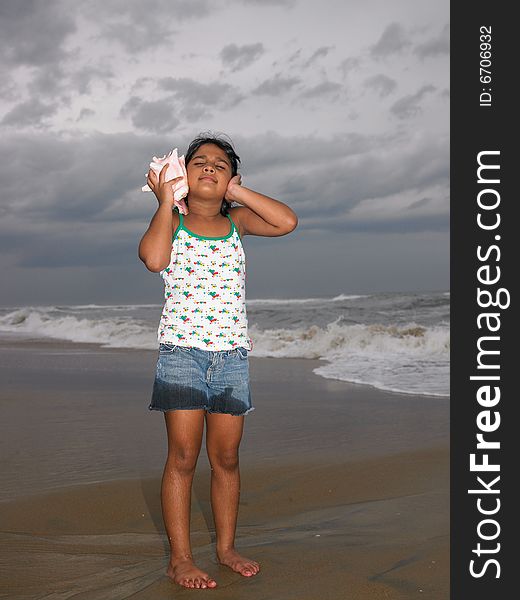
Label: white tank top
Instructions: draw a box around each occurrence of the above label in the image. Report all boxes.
[157,207,253,351]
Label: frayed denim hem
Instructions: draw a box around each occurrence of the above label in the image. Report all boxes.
[149,404,255,416]
[206,406,256,417]
[148,404,207,412]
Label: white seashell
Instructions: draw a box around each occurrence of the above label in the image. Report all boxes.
[142,148,189,214]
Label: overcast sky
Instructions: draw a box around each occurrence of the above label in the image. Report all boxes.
[0,0,449,305]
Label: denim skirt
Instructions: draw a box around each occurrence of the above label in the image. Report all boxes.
[149,343,254,416]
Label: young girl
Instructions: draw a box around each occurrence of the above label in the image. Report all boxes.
[138,133,298,590]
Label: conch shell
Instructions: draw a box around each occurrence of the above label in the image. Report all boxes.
[142,148,189,214]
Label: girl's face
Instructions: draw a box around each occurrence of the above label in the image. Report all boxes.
[186,143,233,200]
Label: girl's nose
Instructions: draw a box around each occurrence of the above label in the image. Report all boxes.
[203,164,215,173]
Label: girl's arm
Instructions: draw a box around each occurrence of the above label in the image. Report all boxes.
[138,202,174,272]
[226,178,298,237]
[138,165,180,272]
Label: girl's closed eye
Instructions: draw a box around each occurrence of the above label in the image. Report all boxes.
[194,162,226,170]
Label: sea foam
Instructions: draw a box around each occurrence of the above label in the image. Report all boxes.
[0,291,450,397]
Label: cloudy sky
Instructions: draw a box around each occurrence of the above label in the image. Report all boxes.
[0,0,449,305]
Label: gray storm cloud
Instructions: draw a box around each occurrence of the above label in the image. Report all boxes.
[220,43,265,72]
[390,85,436,119]
[370,22,411,58]
[363,74,398,98]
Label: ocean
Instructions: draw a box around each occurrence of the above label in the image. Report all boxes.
[0,291,449,397]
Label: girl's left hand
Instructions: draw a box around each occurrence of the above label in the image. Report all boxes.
[225,174,242,202]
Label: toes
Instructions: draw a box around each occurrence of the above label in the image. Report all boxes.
[198,577,208,589]
[244,562,259,575]
[218,553,260,577]
[173,566,218,589]
[187,574,215,589]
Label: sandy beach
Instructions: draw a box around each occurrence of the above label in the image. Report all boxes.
[0,338,449,599]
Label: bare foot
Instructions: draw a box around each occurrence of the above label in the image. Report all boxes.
[217,548,260,577]
[167,557,218,589]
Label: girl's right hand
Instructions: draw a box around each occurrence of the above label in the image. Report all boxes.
[146,164,183,207]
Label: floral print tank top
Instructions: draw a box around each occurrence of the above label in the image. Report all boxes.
[157,207,253,351]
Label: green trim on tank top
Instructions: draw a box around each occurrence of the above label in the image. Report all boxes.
[172,207,236,241]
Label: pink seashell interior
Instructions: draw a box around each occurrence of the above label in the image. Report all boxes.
[142,148,189,214]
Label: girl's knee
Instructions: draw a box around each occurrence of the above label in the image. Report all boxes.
[166,447,200,474]
[207,449,239,472]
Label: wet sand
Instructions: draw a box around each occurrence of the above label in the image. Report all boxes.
[0,338,449,599]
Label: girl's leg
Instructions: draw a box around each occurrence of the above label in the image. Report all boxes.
[162,409,217,589]
[205,412,260,577]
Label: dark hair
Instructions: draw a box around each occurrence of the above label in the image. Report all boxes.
[184,132,241,216]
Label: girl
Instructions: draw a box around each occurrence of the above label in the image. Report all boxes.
[138,133,298,590]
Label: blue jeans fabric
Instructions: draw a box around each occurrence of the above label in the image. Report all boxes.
[149,343,254,416]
